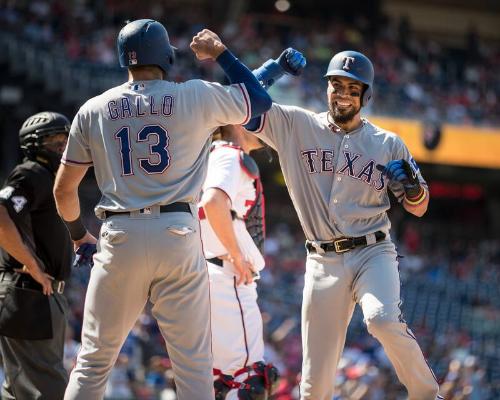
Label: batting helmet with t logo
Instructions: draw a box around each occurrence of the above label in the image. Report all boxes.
[324,50,374,106]
[117,19,175,75]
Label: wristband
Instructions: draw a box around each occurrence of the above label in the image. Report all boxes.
[63,216,87,241]
[404,183,423,199]
[404,188,427,206]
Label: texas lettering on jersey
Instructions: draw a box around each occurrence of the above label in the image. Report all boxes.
[301,148,385,191]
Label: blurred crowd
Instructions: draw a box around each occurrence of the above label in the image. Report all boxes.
[0,0,500,125]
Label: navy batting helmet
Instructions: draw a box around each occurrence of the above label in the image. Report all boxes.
[117,19,175,74]
[324,50,374,106]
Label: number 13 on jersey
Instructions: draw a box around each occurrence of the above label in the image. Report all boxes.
[115,124,170,175]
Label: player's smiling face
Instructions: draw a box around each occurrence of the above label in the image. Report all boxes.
[327,76,363,124]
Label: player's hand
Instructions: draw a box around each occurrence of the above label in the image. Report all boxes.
[277,48,307,76]
[228,252,255,286]
[376,160,411,184]
[74,243,97,268]
[73,231,98,268]
[376,159,421,198]
[190,29,227,61]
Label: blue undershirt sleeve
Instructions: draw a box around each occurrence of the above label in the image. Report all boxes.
[216,50,272,118]
[243,116,262,131]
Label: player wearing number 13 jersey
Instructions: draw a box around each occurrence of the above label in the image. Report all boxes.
[54,20,271,400]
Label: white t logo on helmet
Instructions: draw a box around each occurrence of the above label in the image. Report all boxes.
[342,56,355,70]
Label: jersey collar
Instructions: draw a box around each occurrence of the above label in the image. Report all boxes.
[324,112,366,135]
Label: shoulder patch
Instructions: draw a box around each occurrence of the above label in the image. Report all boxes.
[0,186,14,200]
[11,196,27,213]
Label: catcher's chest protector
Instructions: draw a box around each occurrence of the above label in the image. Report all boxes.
[211,141,266,252]
[240,152,265,252]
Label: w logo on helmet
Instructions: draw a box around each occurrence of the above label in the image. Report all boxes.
[342,56,355,70]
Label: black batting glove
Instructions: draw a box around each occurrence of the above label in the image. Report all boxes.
[73,243,97,269]
[376,159,422,199]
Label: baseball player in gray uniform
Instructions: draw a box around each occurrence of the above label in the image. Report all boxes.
[244,50,443,399]
[52,19,271,400]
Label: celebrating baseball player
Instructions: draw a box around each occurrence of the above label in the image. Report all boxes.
[199,49,306,400]
[53,19,271,400]
[244,50,442,399]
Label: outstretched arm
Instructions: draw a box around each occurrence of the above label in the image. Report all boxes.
[190,29,272,118]
[245,48,307,131]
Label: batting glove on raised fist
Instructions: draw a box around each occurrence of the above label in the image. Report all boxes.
[277,48,307,76]
[253,48,306,90]
[376,159,422,198]
[73,242,97,269]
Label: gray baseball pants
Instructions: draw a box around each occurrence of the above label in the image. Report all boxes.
[300,239,441,400]
[64,207,214,400]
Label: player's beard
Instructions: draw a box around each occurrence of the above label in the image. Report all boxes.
[329,102,361,124]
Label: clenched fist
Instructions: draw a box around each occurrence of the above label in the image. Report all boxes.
[190,29,227,61]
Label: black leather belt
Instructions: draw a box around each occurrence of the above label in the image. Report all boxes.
[104,202,191,219]
[0,271,65,294]
[207,257,223,267]
[306,231,386,254]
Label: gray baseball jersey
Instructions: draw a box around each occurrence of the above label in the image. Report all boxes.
[62,79,252,400]
[253,104,440,400]
[254,104,427,240]
[62,79,251,218]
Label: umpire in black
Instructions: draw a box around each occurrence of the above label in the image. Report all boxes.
[0,112,73,399]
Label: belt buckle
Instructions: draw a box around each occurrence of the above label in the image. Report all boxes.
[55,281,65,294]
[334,238,352,253]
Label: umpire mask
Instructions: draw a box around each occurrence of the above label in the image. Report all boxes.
[19,112,70,172]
